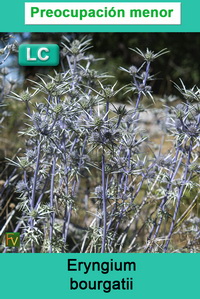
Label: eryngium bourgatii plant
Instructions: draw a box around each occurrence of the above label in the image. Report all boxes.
[3,37,200,253]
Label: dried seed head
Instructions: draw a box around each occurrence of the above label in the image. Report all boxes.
[103,87,114,98]
[32,112,41,123]
[187,125,198,136]
[16,181,27,193]
[129,66,137,75]
[20,91,31,102]
[94,117,104,127]
[46,82,56,92]
[70,40,81,55]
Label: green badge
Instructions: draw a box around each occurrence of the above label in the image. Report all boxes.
[18,44,59,66]
[5,232,20,247]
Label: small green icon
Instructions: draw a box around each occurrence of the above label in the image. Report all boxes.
[5,232,20,247]
[19,44,59,66]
